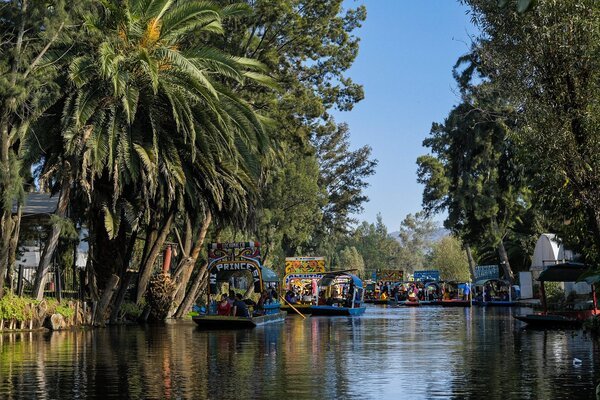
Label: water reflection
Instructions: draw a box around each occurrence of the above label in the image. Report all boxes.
[0,307,599,399]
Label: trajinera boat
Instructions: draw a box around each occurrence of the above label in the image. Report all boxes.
[280,257,326,314]
[192,242,287,329]
[310,271,366,316]
[472,278,516,306]
[514,262,599,327]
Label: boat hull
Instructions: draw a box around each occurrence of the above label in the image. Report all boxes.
[281,304,313,314]
[515,310,599,328]
[192,312,287,329]
[309,306,366,316]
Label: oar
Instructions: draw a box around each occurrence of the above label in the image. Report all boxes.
[280,295,306,319]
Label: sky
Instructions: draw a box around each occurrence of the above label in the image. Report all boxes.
[335,1,478,231]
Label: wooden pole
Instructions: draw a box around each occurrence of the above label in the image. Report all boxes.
[592,284,597,313]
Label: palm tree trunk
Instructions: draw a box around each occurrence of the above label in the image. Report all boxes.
[32,177,71,301]
[171,212,212,314]
[464,243,476,282]
[136,208,175,304]
[497,240,514,284]
[174,261,208,319]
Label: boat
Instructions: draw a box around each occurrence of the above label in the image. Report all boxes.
[472,278,516,306]
[514,262,599,328]
[434,281,471,307]
[193,242,287,329]
[310,271,366,316]
[280,257,326,314]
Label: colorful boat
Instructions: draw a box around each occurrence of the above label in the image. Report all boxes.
[280,257,326,314]
[434,281,471,307]
[310,271,366,316]
[514,262,599,328]
[193,242,287,329]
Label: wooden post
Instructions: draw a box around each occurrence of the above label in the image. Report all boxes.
[161,246,172,274]
[540,281,547,315]
[16,265,24,296]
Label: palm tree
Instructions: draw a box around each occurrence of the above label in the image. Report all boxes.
[32,0,275,303]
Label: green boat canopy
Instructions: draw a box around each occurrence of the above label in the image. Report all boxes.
[474,278,510,286]
[538,262,589,282]
[260,267,280,283]
[318,271,363,289]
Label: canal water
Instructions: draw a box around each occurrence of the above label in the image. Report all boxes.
[1,306,599,399]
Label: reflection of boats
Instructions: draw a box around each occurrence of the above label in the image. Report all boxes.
[514,263,599,328]
[310,271,366,316]
[280,257,325,314]
[193,242,287,329]
[472,278,516,306]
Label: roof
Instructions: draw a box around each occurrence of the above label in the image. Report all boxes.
[318,271,363,289]
[12,192,59,216]
[538,262,589,282]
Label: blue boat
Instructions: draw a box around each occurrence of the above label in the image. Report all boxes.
[310,271,366,316]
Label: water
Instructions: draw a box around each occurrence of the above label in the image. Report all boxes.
[1,306,599,399]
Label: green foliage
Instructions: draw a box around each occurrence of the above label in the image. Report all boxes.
[428,236,470,282]
[544,282,565,310]
[464,0,600,265]
[338,246,365,278]
[396,213,438,272]
[120,301,144,320]
[0,295,37,322]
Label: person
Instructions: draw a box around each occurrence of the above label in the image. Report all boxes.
[232,293,250,317]
[217,294,232,316]
[285,289,297,304]
[256,290,269,315]
[227,290,236,306]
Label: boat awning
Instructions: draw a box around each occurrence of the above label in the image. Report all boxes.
[318,271,363,289]
[474,278,510,286]
[538,262,589,282]
[261,267,280,283]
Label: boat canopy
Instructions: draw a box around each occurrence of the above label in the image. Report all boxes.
[261,267,280,283]
[474,278,510,286]
[538,262,588,282]
[318,271,363,289]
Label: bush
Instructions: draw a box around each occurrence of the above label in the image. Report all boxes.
[544,282,565,310]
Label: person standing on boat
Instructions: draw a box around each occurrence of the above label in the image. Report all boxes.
[217,294,232,316]
[232,294,250,317]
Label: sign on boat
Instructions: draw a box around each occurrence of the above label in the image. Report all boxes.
[192,242,287,329]
[281,257,326,314]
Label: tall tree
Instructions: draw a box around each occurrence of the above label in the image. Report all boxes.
[0,1,90,296]
[428,235,471,282]
[463,0,600,262]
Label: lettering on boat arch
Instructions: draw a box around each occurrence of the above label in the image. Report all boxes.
[285,257,326,274]
[208,242,263,294]
[378,270,404,282]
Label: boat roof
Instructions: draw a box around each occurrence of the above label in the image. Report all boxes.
[474,278,510,286]
[261,267,280,283]
[318,271,363,289]
[538,262,588,282]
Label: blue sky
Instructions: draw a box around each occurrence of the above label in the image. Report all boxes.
[335,1,477,231]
